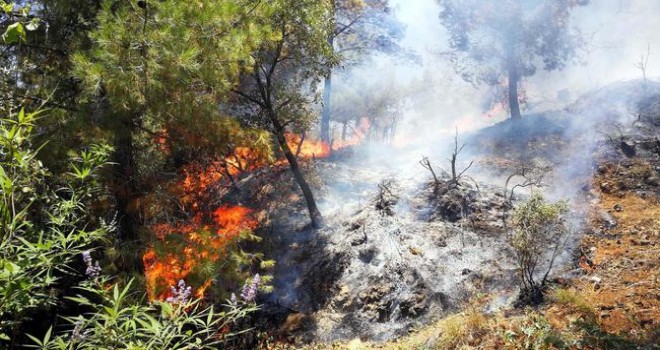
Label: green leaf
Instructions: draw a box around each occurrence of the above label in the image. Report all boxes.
[26,333,43,346]
[25,18,40,31]
[42,326,52,345]
[2,3,13,14]
[3,22,26,44]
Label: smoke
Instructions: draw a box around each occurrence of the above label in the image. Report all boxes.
[323,0,660,183]
[272,1,660,338]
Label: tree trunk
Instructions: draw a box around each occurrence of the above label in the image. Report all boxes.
[341,120,347,141]
[507,46,522,121]
[113,120,139,242]
[270,112,324,229]
[508,69,521,120]
[321,66,332,145]
[321,8,335,146]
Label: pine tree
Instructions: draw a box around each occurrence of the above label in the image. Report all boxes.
[72,0,279,241]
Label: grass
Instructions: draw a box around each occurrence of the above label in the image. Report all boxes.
[549,288,596,318]
[431,305,488,349]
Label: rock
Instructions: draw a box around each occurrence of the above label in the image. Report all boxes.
[399,292,427,318]
[619,141,636,157]
[358,248,376,263]
[613,203,623,212]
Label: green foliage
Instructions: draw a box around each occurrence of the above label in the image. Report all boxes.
[31,278,258,350]
[510,314,570,350]
[509,192,568,301]
[71,0,280,154]
[236,0,336,130]
[0,108,259,348]
[1,2,40,44]
[0,108,111,341]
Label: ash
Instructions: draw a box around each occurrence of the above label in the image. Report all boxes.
[265,154,521,342]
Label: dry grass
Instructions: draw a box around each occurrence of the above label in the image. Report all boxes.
[549,288,597,318]
[429,305,489,349]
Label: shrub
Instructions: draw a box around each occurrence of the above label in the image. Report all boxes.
[509,192,569,305]
[31,278,258,350]
[0,108,111,342]
[0,108,260,348]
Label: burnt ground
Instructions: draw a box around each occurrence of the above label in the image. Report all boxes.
[219,79,659,348]
[316,80,657,348]
[233,153,526,343]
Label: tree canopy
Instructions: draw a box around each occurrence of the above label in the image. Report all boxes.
[438,0,589,120]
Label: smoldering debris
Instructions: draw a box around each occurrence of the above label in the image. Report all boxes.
[265,161,521,341]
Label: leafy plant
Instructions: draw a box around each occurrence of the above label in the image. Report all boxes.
[30,278,258,350]
[508,192,569,305]
[1,1,41,44]
[0,108,111,342]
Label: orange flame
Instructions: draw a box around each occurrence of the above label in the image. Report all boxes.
[143,206,257,301]
[155,129,170,154]
[286,134,331,159]
[285,117,371,159]
[144,120,370,300]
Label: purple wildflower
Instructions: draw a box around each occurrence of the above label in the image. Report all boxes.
[166,279,192,304]
[82,250,101,279]
[240,274,260,302]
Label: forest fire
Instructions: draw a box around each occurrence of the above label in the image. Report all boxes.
[143,205,258,301]
[285,118,370,158]
[286,134,332,158]
[145,151,265,300]
[145,121,370,300]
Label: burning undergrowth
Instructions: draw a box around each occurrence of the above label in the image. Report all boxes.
[140,132,361,301]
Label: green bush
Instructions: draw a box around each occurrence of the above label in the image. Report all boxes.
[30,278,258,350]
[0,108,111,341]
[509,192,568,305]
[1,109,259,348]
